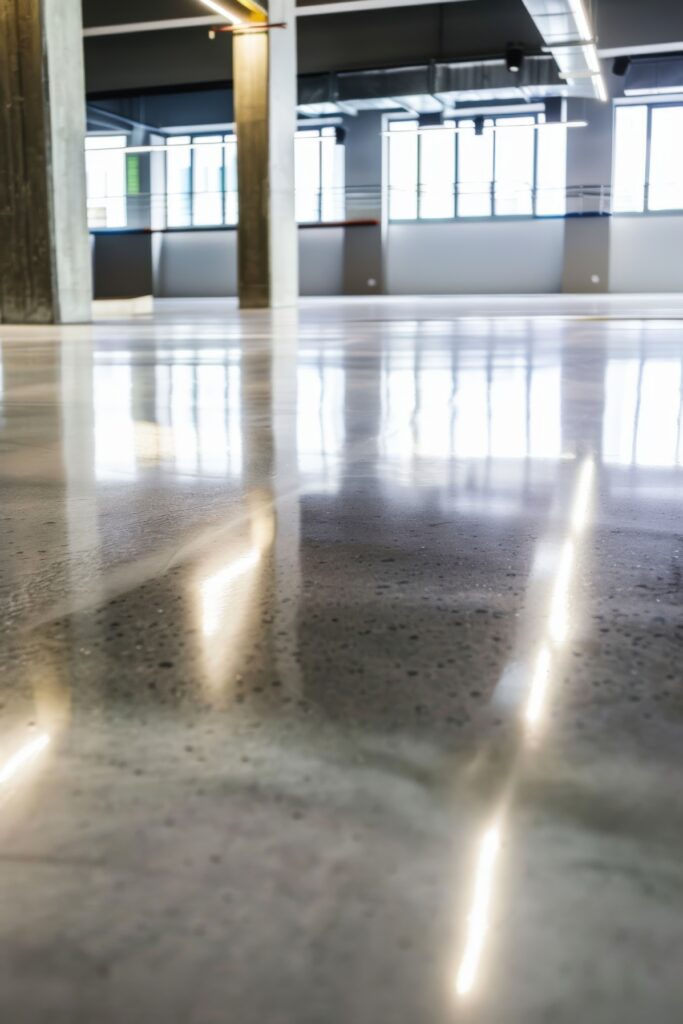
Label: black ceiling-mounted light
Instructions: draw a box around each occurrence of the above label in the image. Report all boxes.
[612,56,630,76]
[506,44,525,74]
[474,116,485,137]
[418,112,444,129]
[334,126,346,145]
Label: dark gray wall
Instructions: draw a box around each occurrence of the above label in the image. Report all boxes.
[93,233,154,298]
[158,229,345,296]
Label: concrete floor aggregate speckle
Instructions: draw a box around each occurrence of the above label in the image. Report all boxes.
[0,296,681,1022]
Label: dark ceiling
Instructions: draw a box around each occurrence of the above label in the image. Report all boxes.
[81,0,683,96]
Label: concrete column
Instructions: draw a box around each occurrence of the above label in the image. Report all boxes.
[342,111,384,295]
[0,0,91,323]
[562,98,614,294]
[233,0,298,309]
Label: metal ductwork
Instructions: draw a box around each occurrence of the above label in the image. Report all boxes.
[624,55,683,95]
[298,56,564,115]
[520,0,607,101]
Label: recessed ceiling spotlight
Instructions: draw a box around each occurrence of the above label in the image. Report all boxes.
[506,44,525,74]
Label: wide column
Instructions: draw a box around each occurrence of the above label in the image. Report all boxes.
[342,111,384,295]
[562,97,614,294]
[0,0,91,323]
[233,0,298,309]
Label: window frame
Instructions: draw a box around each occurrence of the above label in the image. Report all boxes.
[613,100,683,216]
[387,111,569,223]
[163,124,343,230]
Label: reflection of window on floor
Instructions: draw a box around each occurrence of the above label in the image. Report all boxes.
[381,351,562,461]
[603,358,683,466]
[155,352,242,477]
[387,114,567,221]
[297,357,345,491]
[93,352,243,481]
[94,363,136,479]
[85,135,127,228]
[613,103,683,212]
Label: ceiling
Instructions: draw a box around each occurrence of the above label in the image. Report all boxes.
[81,0,683,96]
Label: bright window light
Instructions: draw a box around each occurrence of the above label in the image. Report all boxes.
[648,105,683,211]
[458,119,494,217]
[494,116,534,216]
[166,135,192,227]
[389,120,419,220]
[419,121,455,218]
[613,106,648,213]
[536,120,567,216]
[85,135,127,228]
[295,130,322,223]
[193,135,224,226]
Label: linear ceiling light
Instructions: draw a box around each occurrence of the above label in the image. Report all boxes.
[199,0,241,25]
[382,121,587,137]
[198,0,268,24]
[568,0,592,43]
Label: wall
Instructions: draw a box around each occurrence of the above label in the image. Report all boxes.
[610,215,683,293]
[386,219,565,295]
[154,227,344,298]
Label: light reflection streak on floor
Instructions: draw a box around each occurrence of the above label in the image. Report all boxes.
[454,456,595,1000]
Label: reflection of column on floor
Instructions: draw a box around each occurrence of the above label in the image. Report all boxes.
[271,310,303,698]
[61,329,105,666]
[233,0,298,309]
[0,0,91,323]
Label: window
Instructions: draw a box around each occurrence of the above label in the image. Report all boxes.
[388,114,567,221]
[166,134,237,228]
[165,126,343,229]
[85,135,127,228]
[613,103,683,213]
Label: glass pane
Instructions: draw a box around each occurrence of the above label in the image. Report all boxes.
[648,106,683,211]
[389,121,418,220]
[166,137,192,228]
[613,106,647,213]
[193,135,224,226]
[320,132,344,222]
[536,122,567,216]
[457,119,494,217]
[85,135,127,228]
[295,131,321,223]
[419,122,455,219]
[494,117,535,216]
[224,136,238,225]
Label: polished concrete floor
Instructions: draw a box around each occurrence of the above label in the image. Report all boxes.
[0,295,682,1022]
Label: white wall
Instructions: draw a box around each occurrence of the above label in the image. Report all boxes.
[156,228,344,298]
[387,219,566,294]
[610,215,683,293]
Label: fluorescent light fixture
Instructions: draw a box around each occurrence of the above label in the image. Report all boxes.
[383,121,585,137]
[583,44,600,74]
[595,75,608,102]
[625,86,683,96]
[198,0,241,24]
[569,0,593,43]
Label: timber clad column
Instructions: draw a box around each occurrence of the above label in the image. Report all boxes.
[233,0,298,309]
[0,0,91,323]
